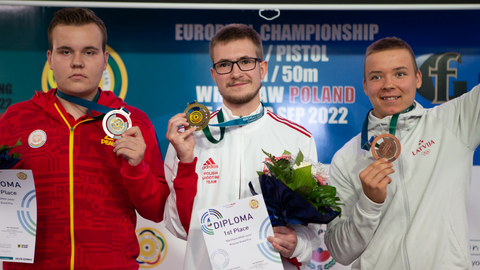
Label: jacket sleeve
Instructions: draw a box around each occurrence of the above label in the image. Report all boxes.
[288,224,322,266]
[164,143,198,240]
[324,152,383,265]
[121,118,196,224]
[432,83,480,149]
[120,121,170,222]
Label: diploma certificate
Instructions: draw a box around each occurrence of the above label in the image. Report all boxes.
[0,170,36,263]
[197,194,284,270]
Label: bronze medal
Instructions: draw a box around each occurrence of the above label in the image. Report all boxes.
[371,134,401,162]
[184,101,210,131]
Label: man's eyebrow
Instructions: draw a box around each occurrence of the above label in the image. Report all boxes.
[367,66,409,76]
[367,70,382,76]
[55,46,100,51]
[393,66,408,71]
[216,56,253,62]
[55,46,72,51]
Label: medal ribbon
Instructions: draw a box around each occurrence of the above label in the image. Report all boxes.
[56,89,129,118]
[361,103,415,151]
[208,108,264,127]
[202,105,265,144]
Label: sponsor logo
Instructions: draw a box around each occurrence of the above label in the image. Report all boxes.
[101,135,114,146]
[202,157,219,170]
[41,45,129,100]
[135,228,167,268]
[200,209,223,236]
[202,158,219,184]
[249,199,259,209]
[411,139,436,157]
[28,130,46,148]
[416,53,468,104]
[16,172,27,180]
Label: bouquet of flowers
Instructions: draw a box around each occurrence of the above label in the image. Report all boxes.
[0,139,22,169]
[249,149,342,226]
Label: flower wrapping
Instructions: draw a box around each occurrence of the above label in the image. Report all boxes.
[250,149,342,227]
[0,139,22,169]
[250,175,340,226]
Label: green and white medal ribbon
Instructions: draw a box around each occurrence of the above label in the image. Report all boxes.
[184,101,264,144]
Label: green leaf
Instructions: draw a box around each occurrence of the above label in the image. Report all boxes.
[0,139,22,159]
[294,186,312,199]
[14,138,22,147]
[11,153,22,159]
[290,165,314,190]
[294,150,304,166]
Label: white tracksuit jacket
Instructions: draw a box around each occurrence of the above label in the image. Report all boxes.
[164,103,321,270]
[325,84,480,270]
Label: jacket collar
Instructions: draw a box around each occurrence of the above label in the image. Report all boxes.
[220,103,264,124]
[30,88,127,125]
[367,101,424,133]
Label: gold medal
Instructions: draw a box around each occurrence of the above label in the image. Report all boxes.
[184,101,210,131]
[102,109,132,139]
[371,134,401,162]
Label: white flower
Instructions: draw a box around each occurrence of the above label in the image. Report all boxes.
[292,161,312,170]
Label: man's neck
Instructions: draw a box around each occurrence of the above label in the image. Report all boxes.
[56,88,98,121]
[225,101,261,117]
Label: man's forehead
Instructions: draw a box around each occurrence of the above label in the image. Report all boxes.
[366,49,415,67]
[51,24,102,46]
[212,39,257,61]
[52,23,101,35]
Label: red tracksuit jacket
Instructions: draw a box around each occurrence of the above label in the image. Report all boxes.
[0,89,195,270]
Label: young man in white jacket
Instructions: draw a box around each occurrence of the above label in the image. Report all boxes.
[164,24,321,270]
[325,37,480,269]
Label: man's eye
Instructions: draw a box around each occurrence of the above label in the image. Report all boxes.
[218,62,231,68]
[371,75,381,80]
[241,59,253,65]
[62,50,70,55]
[397,72,405,77]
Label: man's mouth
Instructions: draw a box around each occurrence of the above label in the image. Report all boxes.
[382,96,399,101]
[228,80,250,87]
[70,74,86,79]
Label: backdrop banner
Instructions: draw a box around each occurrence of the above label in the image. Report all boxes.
[1,4,479,270]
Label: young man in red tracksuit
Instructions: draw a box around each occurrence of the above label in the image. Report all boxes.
[0,7,195,270]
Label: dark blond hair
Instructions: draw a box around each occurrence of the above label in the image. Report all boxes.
[209,23,263,62]
[48,7,107,52]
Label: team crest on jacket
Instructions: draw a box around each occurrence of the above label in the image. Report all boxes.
[28,129,47,148]
[411,139,436,157]
[202,158,219,184]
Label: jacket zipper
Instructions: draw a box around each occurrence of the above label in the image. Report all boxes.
[397,129,411,270]
[54,103,93,270]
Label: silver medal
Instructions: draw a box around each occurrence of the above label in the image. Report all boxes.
[102,108,132,139]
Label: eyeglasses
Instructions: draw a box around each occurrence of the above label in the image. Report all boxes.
[213,58,262,74]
